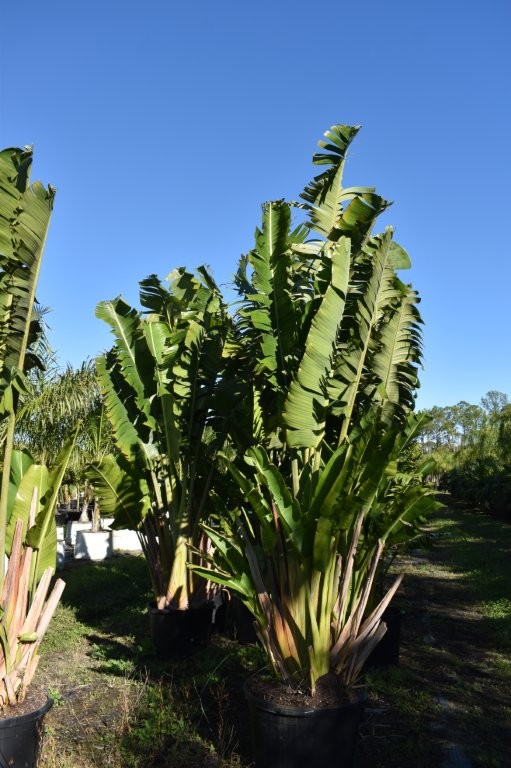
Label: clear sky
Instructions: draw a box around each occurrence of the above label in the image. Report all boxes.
[1,0,509,410]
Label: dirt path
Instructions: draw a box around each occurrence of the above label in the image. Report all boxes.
[357,506,511,768]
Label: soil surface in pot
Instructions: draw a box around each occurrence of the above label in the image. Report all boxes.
[0,683,48,719]
[246,672,363,709]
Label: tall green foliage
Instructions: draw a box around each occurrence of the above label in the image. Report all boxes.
[0,147,55,578]
[0,147,77,706]
[192,124,438,692]
[231,126,422,457]
[89,268,231,610]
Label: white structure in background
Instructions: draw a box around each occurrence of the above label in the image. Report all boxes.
[74,529,113,561]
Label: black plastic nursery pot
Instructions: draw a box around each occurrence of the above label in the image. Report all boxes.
[244,680,367,768]
[219,595,258,644]
[147,601,214,658]
[0,695,53,768]
[365,606,403,670]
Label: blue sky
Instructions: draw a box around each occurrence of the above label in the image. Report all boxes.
[1,0,509,410]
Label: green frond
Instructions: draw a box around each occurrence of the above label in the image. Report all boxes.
[283,237,351,448]
[0,149,55,397]
[0,146,56,578]
[95,298,156,430]
[95,352,153,465]
[370,280,423,424]
[300,124,385,244]
[93,266,230,608]
[87,454,151,529]
[327,229,401,439]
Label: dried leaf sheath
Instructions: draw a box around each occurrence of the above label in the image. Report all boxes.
[0,520,64,706]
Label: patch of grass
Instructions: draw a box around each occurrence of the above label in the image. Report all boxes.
[41,602,89,655]
[59,555,152,632]
[483,597,511,619]
[48,687,65,707]
[490,654,511,680]
[38,554,261,767]
[120,680,212,768]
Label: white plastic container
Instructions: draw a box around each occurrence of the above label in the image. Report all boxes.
[110,529,142,554]
[74,530,113,561]
[65,521,92,546]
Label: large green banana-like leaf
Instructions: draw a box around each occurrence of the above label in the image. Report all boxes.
[25,426,78,549]
[0,149,54,405]
[307,415,395,571]
[88,454,151,529]
[5,427,77,596]
[233,203,311,445]
[95,353,154,468]
[328,228,409,440]
[143,318,181,466]
[345,415,440,598]
[300,124,389,249]
[143,268,227,446]
[92,266,230,609]
[300,125,364,237]
[224,457,279,554]
[5,461,48,555]
[376,482,442,546]
[249,202,297,381]
[244,446,305,554]
[94,350,166,521]
[328,192,389,252]
[166,268,230,527]
[361,413,441,543]
[238,207,298,436]
[194,520,257,600]
[96,298,157,431]
[7,449,33,518]
[282,237,350,448]
[370,280,423,423]
[139,272,182,320]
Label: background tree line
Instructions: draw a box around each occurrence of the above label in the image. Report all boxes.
[418,390,511,518]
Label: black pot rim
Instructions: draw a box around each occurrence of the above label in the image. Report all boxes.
[243,677,367,717]
[0,694,53,729]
